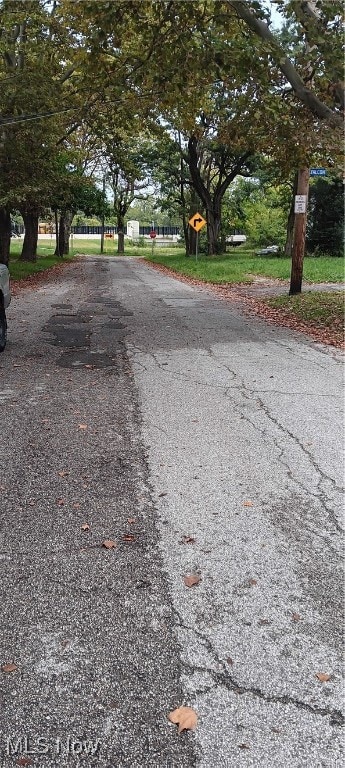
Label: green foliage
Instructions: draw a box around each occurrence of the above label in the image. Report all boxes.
[307,177,344,256]
[146,249,344,284]
[265,291,344,332]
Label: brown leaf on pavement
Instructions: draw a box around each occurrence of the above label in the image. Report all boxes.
[248,578,257,586]
[102,539,117,549]
[81,523,90,531]
[56,498,65,506]
[158,491,167,497]
[226,657,233,666]
[292,612,301,622]
[17,758,34,766]
[127,518,136,524]
[78,424,88,430]
[184,574,201,588]
[58,470,69,477]
[243,500,253,507]
[2,663,18,673]
[238,744,250,750]
[168,706,198,733]
[122,534,135,542]
[315,672,331,682]
[180,535,196,544]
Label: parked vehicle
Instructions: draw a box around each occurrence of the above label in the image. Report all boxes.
[226,234,247,247]
[0,264,11,352]
[256,245,280,255]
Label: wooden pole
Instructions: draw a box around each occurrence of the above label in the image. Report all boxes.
[289,168,310,295]
[100,175,106,255]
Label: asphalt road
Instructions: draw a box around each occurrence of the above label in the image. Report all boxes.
[0,256,343,768]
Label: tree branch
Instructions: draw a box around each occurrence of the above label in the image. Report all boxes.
[227,0,343,128]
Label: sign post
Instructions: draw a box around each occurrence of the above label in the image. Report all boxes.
[149,229,157,257]
[188,212,207,260]
[290,168,310,295]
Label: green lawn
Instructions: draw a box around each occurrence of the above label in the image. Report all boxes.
[145,247,344,284]
[9,237,119,280]
[9,238,344,285]
[264,292,344,338]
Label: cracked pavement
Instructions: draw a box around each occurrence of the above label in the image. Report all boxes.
[0,255,343,767]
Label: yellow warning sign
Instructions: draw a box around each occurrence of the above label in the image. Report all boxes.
[188,212,206,232]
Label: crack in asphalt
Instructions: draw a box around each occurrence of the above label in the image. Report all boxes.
[174,611,344,727]
[131,345,343,538]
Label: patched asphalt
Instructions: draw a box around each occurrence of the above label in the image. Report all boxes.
[1,255,344,768]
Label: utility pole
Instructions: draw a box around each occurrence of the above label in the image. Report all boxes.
[289,167,310,295]
[100,175,106,255]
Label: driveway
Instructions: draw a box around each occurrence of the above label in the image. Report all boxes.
[0,256,343,767]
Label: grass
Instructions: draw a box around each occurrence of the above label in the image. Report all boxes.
[145,247,345,284]
[8,237,181,281]
[264,291,344,332]
[8,238,344,285]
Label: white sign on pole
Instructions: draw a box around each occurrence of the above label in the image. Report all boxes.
[294,195,307,214]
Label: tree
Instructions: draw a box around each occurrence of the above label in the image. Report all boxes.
[307,177,344,256]
[0,0,79,262]
[227,0,344,128]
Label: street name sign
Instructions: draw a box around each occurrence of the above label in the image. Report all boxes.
[310,168,326,176]
[189,213,206,232]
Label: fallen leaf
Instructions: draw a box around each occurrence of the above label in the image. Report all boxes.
[56,498,65,506]
[127,518,136,524]
[168,706,198,733]
[184,574,201,588]
[28,500,36,507]
[248,578,257,586]
[316,672,331,682]
[259,618,270,625]
[243,500,253,507]
[58,470,69,477]
[238,743,250,750]
[271,727,281,734]
[73,503,81,509]
[122,534,135,542]
[2,663,18,673]
[81,523,90,531]
[78,424,88,430]
[158,491,167,497]
[102,539,117,549]
[292,613,301,622]
[226,657,233,666]
[180,535,196,544]
[17,758,33,766]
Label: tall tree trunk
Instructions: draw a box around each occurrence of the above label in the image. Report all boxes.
[0,206,11,266]
[54,210,60,256]
[58,210,73,256]
[206,200,221,256]
[182,216,189,255]
[284,172,298,257]
[117,214,125,255]
[188,226,197,256]
[20,208,39,262]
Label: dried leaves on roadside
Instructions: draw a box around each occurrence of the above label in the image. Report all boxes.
[2,663,18,673]
[184,574,201,588]
[102,539,117,549]
[315,672,331,682]
[168,706,198,733]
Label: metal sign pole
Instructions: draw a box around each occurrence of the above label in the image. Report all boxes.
[196,231,199,261]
